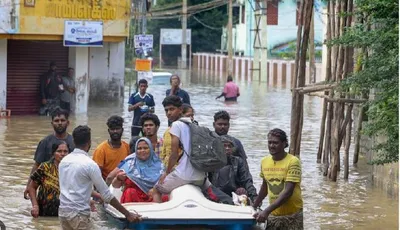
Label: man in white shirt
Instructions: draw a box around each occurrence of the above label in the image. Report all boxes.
[152,96,210,203]
[58,125,141,229]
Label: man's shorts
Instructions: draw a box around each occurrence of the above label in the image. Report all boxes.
[59,214,94,230]
[155,171,210,194]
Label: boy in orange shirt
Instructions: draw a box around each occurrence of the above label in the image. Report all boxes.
[93,116,130,180]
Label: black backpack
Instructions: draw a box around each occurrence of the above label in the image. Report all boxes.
[179,119,227,172]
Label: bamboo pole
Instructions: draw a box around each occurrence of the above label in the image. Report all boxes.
[317,99,327,163]
[344,103,353,179]
[290,0,307,156]
[309,10,316,84]
[321,0,333,167]
[338,101,353,148]
[353,92,367,164]
[295,83,337,94]
[330,100,342,181]
[323,91,333,176]
[330,0,337,80]
[307,93,367,103]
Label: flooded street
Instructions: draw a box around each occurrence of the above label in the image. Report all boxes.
[0,69,398,230]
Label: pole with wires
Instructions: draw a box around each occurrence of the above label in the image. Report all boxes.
[227,0,233,75]
[181,0,188,69]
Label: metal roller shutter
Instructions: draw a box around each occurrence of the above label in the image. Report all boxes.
[7,40,69,115]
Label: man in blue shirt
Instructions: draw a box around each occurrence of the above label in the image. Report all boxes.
[128,79,155,137]
[165,75,190,105]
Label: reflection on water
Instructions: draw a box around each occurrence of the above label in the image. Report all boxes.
[0,69,397,230]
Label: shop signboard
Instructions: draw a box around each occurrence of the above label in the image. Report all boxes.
[160,29,191,45]
[64,20,103,47]
[135,59,152,71]
[134,34,153,49]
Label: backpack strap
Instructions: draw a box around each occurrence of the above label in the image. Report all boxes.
[176,118,192,160]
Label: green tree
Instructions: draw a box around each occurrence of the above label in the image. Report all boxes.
[146,0,228,65]
[337,0,398,164]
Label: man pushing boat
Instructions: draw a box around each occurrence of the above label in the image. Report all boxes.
[252,129,304,229]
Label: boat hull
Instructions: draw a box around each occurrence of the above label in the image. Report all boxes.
[104,184,258,229]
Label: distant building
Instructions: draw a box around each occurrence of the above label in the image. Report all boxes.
[0,0,131,114]
[220,0,326,57]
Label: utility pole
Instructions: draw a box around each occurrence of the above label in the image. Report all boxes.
[227,0,233,75]
[141,0,147,35]
[181,0,187,69]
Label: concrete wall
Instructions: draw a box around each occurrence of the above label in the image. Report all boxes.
[356,106,399,200]
[89,41,125,101]
[0,39,6,110]
[69,47,90,114]
[245,0,326,56]
[193,53,323,84]
[0,1,18,34]
[361,133,399,200]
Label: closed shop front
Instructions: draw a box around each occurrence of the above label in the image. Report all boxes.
[7,40,69,115]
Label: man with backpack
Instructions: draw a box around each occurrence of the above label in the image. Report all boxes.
[152,96,208,202]
[152,96,231,204]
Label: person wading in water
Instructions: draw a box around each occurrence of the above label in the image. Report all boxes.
[216,75,240,102]
[252,128,303,229]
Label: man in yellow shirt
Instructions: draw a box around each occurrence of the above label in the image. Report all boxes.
[93,116,130,180]
[159,97,183,167]
[253,128,303,229]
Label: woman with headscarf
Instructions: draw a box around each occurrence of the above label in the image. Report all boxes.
[111,137,167,203]
[27,140,69,217]
[208,135,258,204]
[182,103,199,125]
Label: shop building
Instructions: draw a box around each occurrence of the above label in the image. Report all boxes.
[0,0,130,114]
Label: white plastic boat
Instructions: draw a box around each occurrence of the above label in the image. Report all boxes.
[104,184,257,229]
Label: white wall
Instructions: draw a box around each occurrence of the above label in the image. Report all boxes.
[69,47,89,114]
[0,39,7,110]
[245,0,326,56]
[89,41,125,101]
[0,1,18,34]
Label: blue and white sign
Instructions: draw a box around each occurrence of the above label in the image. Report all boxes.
[134,34,153,49]
[64,21,103,47]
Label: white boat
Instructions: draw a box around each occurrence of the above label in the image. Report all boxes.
[104,184,258,229]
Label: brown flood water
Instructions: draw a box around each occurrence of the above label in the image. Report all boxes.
[0,69,397,229]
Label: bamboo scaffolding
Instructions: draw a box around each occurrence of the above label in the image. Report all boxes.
[295,0,371,181]
[289,0,313,157]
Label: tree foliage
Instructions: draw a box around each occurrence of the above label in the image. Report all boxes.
[147,0,228,65]
[336,0,398,164]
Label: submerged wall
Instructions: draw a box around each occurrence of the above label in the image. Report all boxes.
[361,134,399,200]
[357,107,399,199]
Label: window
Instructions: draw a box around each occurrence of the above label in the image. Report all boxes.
[267,0,278,25]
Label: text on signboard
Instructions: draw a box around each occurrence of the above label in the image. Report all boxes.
[46,3,117,20]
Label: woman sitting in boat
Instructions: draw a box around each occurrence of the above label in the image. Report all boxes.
[27,140,69,217]
[111,137,168,203]
[208,135,258,204]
